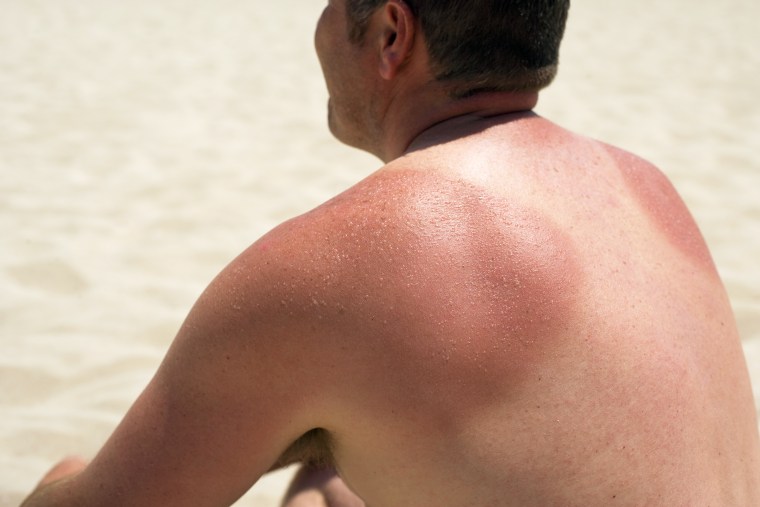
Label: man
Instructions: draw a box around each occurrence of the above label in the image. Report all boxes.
[23,0,760,505]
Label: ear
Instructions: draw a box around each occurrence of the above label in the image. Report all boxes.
[377,0,416,81]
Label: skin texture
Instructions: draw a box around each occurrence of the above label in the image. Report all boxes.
[24,0,760,505]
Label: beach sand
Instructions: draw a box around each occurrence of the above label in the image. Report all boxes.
[1,1,758,505]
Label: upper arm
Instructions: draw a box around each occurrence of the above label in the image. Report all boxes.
[48,232,332,506]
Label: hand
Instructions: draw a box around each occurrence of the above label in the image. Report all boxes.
[21,456,89,507]
[36,456,89,487]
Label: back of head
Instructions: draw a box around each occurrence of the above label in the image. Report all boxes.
[347,0,571,98]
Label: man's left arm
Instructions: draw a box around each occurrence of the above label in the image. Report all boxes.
[21,235,330,506]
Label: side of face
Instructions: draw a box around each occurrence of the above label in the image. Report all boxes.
[314,0,380,152]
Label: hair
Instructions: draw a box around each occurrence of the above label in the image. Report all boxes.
[346,0,570,98]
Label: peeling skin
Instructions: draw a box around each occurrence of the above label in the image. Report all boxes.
[379,173,582,390]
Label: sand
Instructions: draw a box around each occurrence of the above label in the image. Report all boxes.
[1,0,758,505]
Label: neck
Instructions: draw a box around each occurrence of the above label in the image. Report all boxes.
[372,87,540,163]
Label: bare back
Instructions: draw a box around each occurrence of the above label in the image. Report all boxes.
[26,114,759,507]
[286,114,760,505]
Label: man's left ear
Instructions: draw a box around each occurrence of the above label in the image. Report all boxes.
[378,0,416,80]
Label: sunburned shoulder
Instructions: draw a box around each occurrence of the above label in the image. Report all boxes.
[214,168,427,322]
[243,167,441,272]
[182,159,594,442]
[237,160,582,300]
[235,162,583,330]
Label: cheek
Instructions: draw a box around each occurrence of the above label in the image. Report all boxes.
[314,6,337,67]
[314,23,342,92]
[314,13,326,64]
